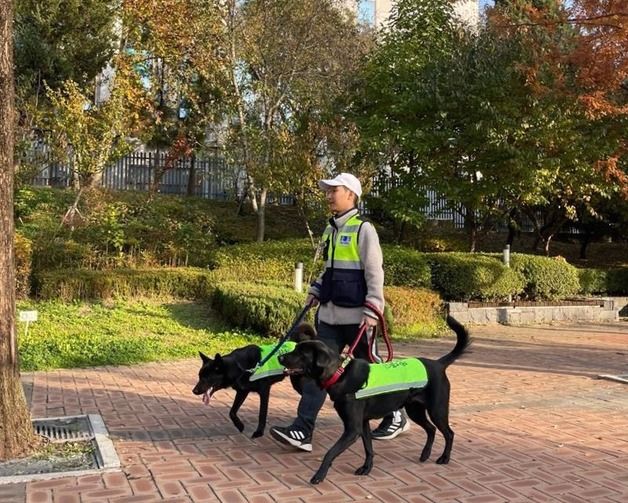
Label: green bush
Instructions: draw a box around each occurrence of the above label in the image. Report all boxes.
[425,253,526,301]
[381,245,432,288]
[510,254,580,300]
[578,268,608,295]
[384,286,446,338]
[15,232,32,299]
[16,187,218,270]
[211,282,309,337]
[579,267,628,295]
[607,268,628,295]
[209,239,321,285]
[35,267,215,301]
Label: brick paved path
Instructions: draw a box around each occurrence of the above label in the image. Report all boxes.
[2,321,627,502]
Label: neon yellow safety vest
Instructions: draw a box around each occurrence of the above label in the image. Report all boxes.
[249,342,296,381]
[318,214,367,307]
[355,358,428,399]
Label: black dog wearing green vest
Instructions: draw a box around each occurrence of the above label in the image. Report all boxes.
[192,323,315,438]
[279,316,470,484]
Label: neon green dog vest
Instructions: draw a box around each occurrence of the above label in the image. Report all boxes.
[355,358,428,399]
[249,342,296,381]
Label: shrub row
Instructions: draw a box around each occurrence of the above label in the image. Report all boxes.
[212,240,622,301]
[35,252,627,305]
[210,282,311,337]
[35,267,215,301]
[578,267,628,296]
[210,281,446,339]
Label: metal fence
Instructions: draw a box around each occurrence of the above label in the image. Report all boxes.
[32,151,577,233]
[33,150,243,200]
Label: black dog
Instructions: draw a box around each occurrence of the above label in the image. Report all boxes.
[279,316,470,484]
[192,324,315,438]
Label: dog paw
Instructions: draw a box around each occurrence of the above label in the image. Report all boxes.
[232,421,245,432]
[354,464,372,476]
[251,430,264,439]
[420,451,431,462]
[436,455,450,464]
[310,474,324,485]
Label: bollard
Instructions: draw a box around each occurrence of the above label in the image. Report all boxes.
[294,262,303,292]
[503,245,512,303]
[503,244,510,268]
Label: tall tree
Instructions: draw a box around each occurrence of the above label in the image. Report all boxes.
[1,0,39,461]
[121,0,228,192]
[221,0,371,241]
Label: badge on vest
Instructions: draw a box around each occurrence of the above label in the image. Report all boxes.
[339,235,352,245]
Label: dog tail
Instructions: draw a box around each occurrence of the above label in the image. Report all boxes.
[438,315,471,367]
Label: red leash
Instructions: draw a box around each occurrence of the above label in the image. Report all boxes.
[321,302,393,389]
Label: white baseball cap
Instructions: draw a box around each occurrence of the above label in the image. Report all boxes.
[318,173,362,198]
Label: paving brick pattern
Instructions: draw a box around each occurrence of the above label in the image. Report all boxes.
[6,321,628,502]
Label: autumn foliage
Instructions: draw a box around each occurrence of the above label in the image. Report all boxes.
[489,0,627,195]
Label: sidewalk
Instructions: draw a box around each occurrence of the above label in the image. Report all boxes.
[3,321,628,502]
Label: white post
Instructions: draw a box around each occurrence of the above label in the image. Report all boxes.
[294,262,303,292]
[503,244,510,268]
[503,245,512,303]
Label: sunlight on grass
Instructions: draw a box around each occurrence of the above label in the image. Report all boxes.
[16,299,267,371]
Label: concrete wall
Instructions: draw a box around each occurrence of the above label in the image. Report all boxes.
[448,298,625,325]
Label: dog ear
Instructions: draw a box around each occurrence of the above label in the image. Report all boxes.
[314,345,333,370]
[214,354,224,366]
[292,323,317,343]
[199,352,211,364]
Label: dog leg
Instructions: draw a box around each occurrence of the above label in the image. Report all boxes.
[406,404,436,462]
[428,406,454,464]
[311,429,360,484]
[354,418,374,476]
[252,384,270,438]
[229,390,248,432]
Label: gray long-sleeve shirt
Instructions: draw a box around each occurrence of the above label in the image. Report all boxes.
[308,208,385,325]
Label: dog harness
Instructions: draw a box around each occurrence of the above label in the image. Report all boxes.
[354,358,428,399]
[249,342,296,381]
[318,213,367,308]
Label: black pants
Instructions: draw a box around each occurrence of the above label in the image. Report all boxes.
[291,320,384,434]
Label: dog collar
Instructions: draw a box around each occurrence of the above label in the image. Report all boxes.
[321,355,352,390]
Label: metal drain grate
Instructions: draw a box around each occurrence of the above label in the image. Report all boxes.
[33,416,94,442]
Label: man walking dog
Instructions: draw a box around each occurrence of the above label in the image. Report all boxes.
[270,172,408,452]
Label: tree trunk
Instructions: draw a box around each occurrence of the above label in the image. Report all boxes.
[0,0,39,461]
[579,230,591,260]
[464,206,477,252]
[186,153,196,196]
[506,208,520,247]
[256,187,267,242]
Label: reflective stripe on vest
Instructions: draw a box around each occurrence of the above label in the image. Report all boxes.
[355,358,428,399]
[249,341,296,381]
[323,214,363,269]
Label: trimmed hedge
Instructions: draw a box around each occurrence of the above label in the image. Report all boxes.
[209,239,321,285]
[211,282,309,337]
[509,254,580,300]
[424,253,526,301]
[384,286,446,338]
[35,267,215,301]
[382,245,431,288]
[579,267,628,296]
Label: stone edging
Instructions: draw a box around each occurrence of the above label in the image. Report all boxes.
[448,296,627,325]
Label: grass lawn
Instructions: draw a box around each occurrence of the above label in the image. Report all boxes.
[16,298,268,371]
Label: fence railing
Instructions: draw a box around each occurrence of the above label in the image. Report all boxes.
[31,151,579,233]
